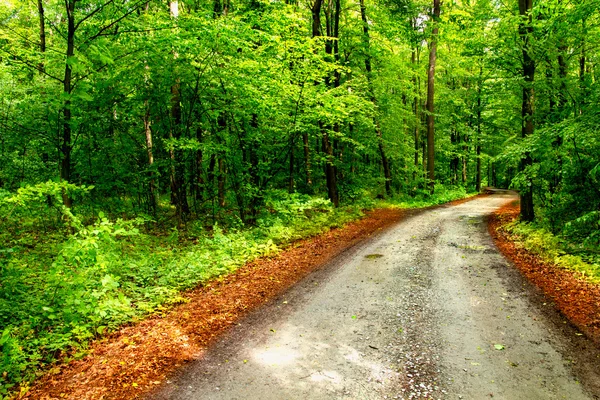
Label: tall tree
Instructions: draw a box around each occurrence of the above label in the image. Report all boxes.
[168,0,190,222]
[312,0,339,206]
[37,0,45,73]
[426,0,440,193]
[360,0,392,196]
[518,0,535,221]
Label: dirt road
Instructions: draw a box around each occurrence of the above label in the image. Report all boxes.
[150,193,600,400]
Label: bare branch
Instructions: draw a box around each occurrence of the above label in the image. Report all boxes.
[81,0,148,47]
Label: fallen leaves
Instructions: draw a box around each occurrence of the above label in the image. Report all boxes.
[488,202,600,344]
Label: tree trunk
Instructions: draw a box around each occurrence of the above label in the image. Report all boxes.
[213,0,222,17]
[218,158,225,207]
[360,0,392,196]
[194,127,205,201]
[303,133,312,186]
[288,136,295,192]
[144,102,157,212]
[37,0,46,73]
[462,133,468,184]
[450,129,459,184]
[311,0,322,37]
[578,18,587,113]
[425,0,440,194]
[312,0,339,206]
[412,48,420,183]
[518,0,535,222]
[476,70,482,193]
[61,0,76,208]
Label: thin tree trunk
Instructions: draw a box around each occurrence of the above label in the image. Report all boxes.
[195,127,205,201]
[288,136,295,192]
[218,158,225,207]
[144,102,157,212]
[215,114,227,208]
[313,0,339,206]
[61,0,76,208]
[303,133,312,186]
[37,0,46,73]
[450,129,459,184]
[578,17,587,114]
[476,68,483,193]
[462,133,468,184]
[425,0,440,194]
[412,48,420,183]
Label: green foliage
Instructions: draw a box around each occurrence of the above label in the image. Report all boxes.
[380,185,472,209]
[0,0,599,394]
[504,221,600,283]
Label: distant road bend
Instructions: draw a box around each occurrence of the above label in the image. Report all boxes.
[150,193,600,400]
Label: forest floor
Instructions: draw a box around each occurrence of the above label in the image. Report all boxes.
[22,193,600,400]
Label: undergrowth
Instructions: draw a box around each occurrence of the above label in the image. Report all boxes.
[503,220,600,284]
[380,184,475,208]
[0,182,473,396]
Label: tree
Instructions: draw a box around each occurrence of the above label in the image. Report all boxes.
[360,0,392,196]
[518,0,535,221]
[426,0,440,193]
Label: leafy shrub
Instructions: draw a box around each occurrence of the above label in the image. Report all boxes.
[504,221,600,283]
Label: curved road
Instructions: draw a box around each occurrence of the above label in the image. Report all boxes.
[150,193,600,400]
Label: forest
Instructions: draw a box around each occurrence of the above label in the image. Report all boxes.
[0,0,599,395]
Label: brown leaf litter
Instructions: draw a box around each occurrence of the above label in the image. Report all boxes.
[488,201,600,343]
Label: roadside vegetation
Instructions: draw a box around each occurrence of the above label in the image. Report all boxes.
[1,0,599,396]
[501,219,600,284]
[0,181,471,394]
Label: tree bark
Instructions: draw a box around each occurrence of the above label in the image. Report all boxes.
[518,0,535,222]
[218,158,225,207]
[426,0,440,194]
[412,48,420,183]
[37,0,46,73]
[476,69,482,193]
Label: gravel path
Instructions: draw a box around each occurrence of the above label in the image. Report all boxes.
[150,193,600,400]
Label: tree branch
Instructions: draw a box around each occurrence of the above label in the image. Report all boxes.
[80,0,148,47]
[0,48,64,83]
